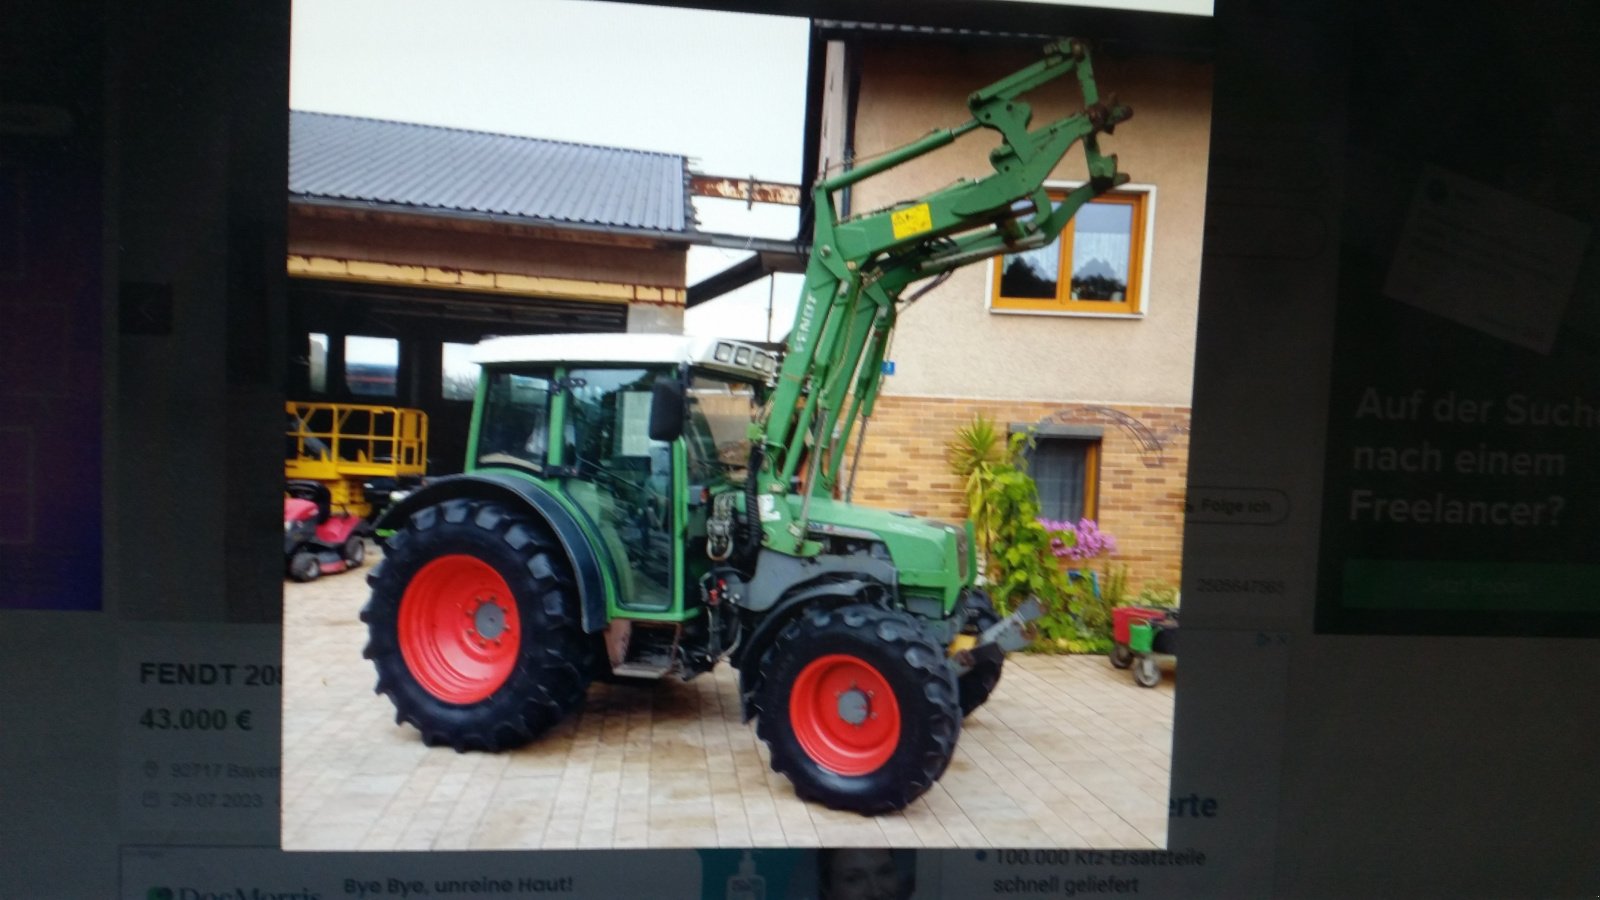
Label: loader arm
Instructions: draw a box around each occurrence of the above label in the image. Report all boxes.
[753,38,1133,554]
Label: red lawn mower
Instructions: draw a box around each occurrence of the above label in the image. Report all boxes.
[283,480,367,582]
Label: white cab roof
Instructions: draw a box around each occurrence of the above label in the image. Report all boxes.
[471,333,780,380]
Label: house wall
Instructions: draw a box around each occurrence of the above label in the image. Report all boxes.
[849,43,1212,406]
[848,395,1189,595]
[837,41,1211,594]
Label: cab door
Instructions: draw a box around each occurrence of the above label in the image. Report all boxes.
[561,367,677,613]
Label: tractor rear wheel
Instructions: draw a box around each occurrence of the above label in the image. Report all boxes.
[956,590,1004,716]
[754,604,960,814]
[361,499,593,752]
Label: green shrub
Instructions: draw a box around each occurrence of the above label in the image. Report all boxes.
[1063,634,1114,654]
[1135,579,1180,609]
[947,414,1006,573]
[947,419,1082,635]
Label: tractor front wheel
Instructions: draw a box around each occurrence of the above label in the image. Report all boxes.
[342,535,367,569]
[361,499,594,751]
[755,604,960,814]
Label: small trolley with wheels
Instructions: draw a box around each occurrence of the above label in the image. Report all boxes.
[1111,605,1178,687]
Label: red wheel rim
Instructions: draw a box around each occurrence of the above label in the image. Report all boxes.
[789,653,901,776]
[398,555,521,704]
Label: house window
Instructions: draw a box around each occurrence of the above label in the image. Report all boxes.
[1025,435,1100,522]
[992,188,1151,315]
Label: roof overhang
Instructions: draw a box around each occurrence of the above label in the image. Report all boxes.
[292,194,811,259]
[290,194,700,246]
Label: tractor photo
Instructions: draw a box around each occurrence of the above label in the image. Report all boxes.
[359,39,1131,813]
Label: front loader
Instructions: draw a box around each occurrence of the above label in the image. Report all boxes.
[360,39,1131,813]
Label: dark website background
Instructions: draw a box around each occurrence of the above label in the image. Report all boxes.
[4,1,1600,898]
[1315,5,1600,634]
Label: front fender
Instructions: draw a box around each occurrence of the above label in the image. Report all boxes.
[375,473,609,634]
[729,550,899,722]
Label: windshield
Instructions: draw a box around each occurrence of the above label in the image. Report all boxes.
[475,366,762,482]
[686,372,762,487]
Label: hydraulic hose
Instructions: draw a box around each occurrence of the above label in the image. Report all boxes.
[744,443,765,569]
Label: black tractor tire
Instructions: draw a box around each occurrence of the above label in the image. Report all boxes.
[754,604,960,814]
[342,535,367,569]
[287,550,320,583]
[1109,643,1134,669]
[361,498,594,752]
[956,590,1005,717]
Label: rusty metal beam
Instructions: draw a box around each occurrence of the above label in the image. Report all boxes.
[690,174,802,207]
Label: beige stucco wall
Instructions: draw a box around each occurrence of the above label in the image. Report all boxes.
[848,43,1212,406]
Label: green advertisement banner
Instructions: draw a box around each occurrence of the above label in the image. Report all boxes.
[1317,12,1598,634]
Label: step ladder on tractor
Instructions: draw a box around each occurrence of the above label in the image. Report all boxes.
[284,402,428,582]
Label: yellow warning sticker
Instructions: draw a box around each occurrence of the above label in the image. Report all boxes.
[891,203,933,240]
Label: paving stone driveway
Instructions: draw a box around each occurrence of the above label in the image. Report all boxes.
[281,543,1175,850]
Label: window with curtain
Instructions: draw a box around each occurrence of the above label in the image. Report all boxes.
[993,189,1151,315]
[1025,436,1100,522]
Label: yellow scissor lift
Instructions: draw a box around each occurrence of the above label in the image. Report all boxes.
[285,401,428,520]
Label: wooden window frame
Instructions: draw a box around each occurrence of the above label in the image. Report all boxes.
[988,183,1155,318]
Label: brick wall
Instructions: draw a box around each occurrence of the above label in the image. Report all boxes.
[844,394,1190,596]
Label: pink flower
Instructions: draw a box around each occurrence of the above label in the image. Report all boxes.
[1040,517,1118,562]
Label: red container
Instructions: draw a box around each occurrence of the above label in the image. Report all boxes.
[1112,606,1169,645]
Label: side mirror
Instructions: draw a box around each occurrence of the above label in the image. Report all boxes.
[648,376,686,443]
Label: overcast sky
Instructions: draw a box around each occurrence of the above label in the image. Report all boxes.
[290,0,811,339]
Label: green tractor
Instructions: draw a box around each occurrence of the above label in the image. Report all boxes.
[361,39,1131,814]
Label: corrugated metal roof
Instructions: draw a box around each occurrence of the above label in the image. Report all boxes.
[289,110,691,234]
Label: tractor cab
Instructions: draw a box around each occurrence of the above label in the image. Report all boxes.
[466,333,781,619]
